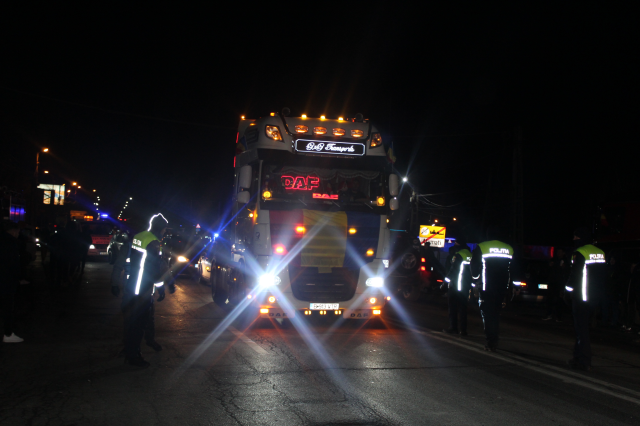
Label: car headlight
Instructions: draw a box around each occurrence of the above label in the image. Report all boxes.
[177,256,189,262]
[89,245,95,249]
[366,277,384,287]
[259,273,281,288]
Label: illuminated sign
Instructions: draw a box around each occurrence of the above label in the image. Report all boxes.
[282,175,320,191]
[312,193,339,200]
[418,225,447,247]
[295,139,365,156]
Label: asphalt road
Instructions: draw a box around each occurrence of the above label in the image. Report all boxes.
[2,259,640,426]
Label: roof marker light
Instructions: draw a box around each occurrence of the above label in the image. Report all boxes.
[320,115,326,120]
[301,114,307,118]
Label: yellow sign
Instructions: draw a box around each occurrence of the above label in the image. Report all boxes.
[419,225,447,247]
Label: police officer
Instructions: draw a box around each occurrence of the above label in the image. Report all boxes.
[470,229,514,352]
[565,227,606,371]
[122,213,171,367]
[443,238,472,335]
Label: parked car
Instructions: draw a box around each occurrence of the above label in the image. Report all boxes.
[511,258,551,303]
[162,229,205,280]
[389,231,445,301]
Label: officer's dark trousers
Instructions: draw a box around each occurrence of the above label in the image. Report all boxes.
[124,296,153,359]
[572,298,592,366]
[448,289,468,332]
[479,291,502,348]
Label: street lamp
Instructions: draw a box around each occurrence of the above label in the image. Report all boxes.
[72,182,77,186]
[33,147,50,226]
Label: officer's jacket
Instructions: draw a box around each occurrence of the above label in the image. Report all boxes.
[470,240,513,292]
[445,248,472,292]
[125,231,166,299]
[566,244,606,303]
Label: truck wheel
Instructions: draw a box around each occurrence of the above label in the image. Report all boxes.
[212,267,228,306]
[399,252,418,274]
[402,284,421,302]
[228,267,248,306]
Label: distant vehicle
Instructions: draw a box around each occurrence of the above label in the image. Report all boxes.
[511,258,551,303]
[163,229,204,280]
[84,222,112,259]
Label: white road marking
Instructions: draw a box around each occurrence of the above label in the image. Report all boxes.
[388,319,640,406]
[228,326,268,354]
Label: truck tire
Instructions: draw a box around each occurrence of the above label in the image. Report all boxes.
[399,251,419,274]
[212,267,228,306]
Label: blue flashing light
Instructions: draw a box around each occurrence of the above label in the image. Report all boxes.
[101,213,109,217]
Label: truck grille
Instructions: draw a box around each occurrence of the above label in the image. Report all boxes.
[289,267,358,302]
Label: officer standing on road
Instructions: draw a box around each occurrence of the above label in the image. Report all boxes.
[122,213,172,367]
[443,237,472,336]
[565,227,606,371]
[470,229,514,352]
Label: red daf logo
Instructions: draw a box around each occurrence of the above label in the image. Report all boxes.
[281,175,320,191]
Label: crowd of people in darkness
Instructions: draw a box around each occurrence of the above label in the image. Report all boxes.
[2,217,640,371]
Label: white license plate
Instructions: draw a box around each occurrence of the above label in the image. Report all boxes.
[100,252,108,255]
[310,303,339,310]
[538,284,548,289]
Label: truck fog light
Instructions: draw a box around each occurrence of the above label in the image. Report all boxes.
[366,277,383,287]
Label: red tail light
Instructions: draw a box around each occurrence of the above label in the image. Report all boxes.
[420,266,426,271]
[273,244,287,255]
[437,279,443,282]
[421,258,426,263]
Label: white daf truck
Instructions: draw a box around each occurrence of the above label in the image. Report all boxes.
[203,109,401,321]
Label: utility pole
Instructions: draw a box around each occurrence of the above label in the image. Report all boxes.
[512,127,524,246]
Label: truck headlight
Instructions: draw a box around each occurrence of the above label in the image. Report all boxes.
[259,274,281,288]
[366,277,384,287]
[177,256,189,262]
[265,125,283,141]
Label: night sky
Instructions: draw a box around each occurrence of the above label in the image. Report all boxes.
[1,3,636,245]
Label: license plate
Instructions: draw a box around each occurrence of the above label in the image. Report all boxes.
[310,303,339,310]
[100,252,107,255]
[538,284,548,289]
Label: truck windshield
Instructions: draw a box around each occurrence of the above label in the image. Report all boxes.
[260,164,386,213]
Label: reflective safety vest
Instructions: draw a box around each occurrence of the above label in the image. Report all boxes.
[454,248,472,291]
[566,244,605,302]
[129,231,161,296]
[473,240,514,291]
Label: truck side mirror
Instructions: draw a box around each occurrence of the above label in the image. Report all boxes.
[239,165,252,189]
[389,174,399,196]
[390,197,399,211]
[237,191,250,204]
